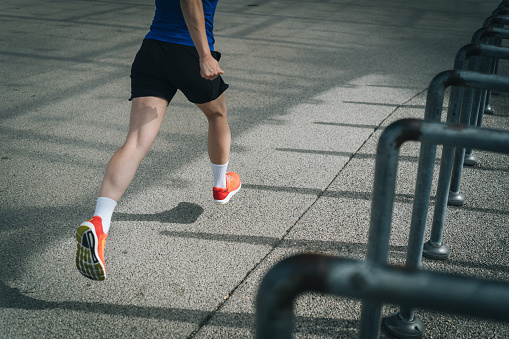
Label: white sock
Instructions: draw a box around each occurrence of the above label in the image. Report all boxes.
[211,161,228,188]
[93,197,117,233]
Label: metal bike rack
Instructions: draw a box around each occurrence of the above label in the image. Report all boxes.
[378,7,509,335]
[256,3,509,337]
[441,20,509,206]
[377,70,509,339]
[465,2,509,116]
[420,45,509,264]
[475,19,509,108]
[416,16,509,264]
[465,25,509,165]
[481,15,509,115]
[255,119,509,339]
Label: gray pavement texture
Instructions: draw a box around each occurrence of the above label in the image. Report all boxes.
[0,0,508,338]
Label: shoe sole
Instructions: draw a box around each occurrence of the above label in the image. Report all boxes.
[214,183,241,205]
[75,222,106,281]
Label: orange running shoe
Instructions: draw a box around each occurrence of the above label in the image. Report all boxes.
[213,171,241,204]
[75,216,107,281]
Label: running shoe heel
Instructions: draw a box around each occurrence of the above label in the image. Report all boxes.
[213,171,241,204]
[75,217,107,281]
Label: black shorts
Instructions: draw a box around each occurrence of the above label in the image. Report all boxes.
[130,39,229,104]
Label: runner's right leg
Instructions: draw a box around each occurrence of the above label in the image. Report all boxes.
[76,96,168,281]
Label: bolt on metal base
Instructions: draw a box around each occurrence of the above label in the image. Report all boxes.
[384,312,426,339]
[484,104,495,115]
[422,241,451,260]
[448,191,467,206]
[463,153,479,166]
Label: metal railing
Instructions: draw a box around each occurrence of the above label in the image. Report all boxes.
[422,51,509,263]
[381,4,509,333]
[256,119,509,339]
[481,14,509,115]
[256,2,509,338]
[445,43,509,206]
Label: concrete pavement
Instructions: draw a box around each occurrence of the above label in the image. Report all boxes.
[1,0,508,338]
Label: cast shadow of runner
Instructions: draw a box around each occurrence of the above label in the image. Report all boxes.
[114,202,203,224]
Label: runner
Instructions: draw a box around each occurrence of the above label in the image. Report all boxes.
[75,0,240,281]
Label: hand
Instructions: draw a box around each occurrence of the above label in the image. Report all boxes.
[199,54,224,80]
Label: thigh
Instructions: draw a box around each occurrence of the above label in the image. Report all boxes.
[126,96,169,148]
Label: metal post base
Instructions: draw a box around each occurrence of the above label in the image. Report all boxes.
[422,241,451,260]
[484,104,495,115]
[448,191,467,206]
[463,153,479,166]
[384,312,426,339]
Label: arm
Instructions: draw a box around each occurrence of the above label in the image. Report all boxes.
[180,0,223,80]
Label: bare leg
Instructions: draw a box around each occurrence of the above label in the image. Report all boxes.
[196,93,231,165]
[99,96,168,201]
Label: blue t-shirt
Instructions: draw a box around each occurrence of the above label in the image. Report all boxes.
[145,0,218,51]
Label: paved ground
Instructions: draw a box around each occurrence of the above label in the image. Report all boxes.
[1,0,508,338]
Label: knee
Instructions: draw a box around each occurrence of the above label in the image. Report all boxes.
[204,109,227,122]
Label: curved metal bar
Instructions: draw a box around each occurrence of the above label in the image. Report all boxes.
[255,253,509,339]
[471,26,509,43]
[454,43,509,70]
[483,14,509,27]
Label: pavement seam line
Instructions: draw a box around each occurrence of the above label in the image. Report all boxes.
[187,88,427,338]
